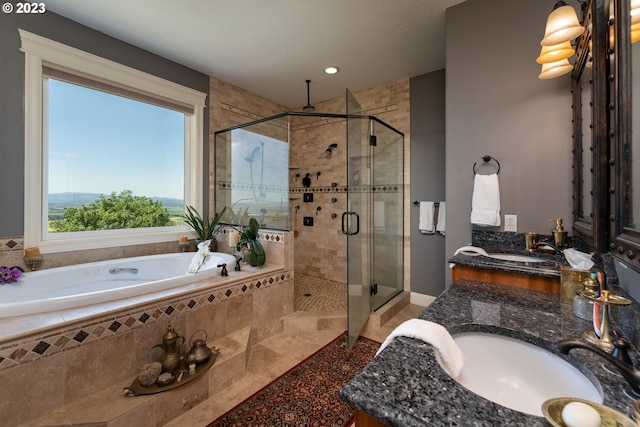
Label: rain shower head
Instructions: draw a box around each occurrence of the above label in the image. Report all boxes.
[325,143,338,155]
[303,79,315,112]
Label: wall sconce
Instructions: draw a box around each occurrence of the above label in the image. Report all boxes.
[632,0,640,43]
[536,40,575,64]
[537,1,585,79]
[539,58,574,79]
[325,143,337,155]
[541,1,585,46]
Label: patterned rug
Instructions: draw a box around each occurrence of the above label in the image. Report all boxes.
[207,333,379,427]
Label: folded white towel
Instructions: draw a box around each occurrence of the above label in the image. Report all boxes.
[419,201,435,234]
[376,319,464,378]
[188,240,211,274]
[470,174,501,226]
[436,201,446,235]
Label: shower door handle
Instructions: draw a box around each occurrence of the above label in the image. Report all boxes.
[341,211,360,235]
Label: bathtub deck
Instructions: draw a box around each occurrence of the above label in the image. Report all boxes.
[0,265,280,345]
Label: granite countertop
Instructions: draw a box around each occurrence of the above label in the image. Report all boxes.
[448,249,562,278]
[340,279,638,426]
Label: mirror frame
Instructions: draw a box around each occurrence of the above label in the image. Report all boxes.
[573,0,610,252]
[610,0,640,270]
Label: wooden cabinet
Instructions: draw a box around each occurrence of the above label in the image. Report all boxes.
[451,265,560,294]
[354,409,389,427]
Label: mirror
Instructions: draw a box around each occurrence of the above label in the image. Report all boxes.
[581,64,593,223]
[611,0,640,269]
[572,0,609,252]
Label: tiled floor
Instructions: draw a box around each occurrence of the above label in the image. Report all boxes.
[165,302,427,426]
[294,273,347,311]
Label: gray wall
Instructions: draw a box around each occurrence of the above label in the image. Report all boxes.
[445,0,574,284]
[0,12,210,236]
[410,70,446,296]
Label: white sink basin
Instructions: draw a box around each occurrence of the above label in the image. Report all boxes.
[486,253,545,263]
[445,333,602,416]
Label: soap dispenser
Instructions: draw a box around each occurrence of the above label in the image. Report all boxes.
[550,218,568,248]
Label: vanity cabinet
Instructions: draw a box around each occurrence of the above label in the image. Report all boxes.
[450,265,560,293]
[354,410,387,427]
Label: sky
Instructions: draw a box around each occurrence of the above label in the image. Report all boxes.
[47,78,185,200]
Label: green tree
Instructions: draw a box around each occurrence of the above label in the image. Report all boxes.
[51,190,172,232]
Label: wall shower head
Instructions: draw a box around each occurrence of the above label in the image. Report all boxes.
[303,79,315,112]
[245,146,262,163]
[325,143,338,155]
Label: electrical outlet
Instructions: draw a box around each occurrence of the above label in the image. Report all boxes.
[504,214,517,232]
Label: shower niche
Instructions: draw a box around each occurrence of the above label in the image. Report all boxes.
[214,94,404,347]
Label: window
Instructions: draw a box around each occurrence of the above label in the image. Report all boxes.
[20,30,207,253]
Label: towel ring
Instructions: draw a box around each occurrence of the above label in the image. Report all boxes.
[473,155,500,175]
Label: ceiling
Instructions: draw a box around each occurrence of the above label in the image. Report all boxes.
[42,0,467,108]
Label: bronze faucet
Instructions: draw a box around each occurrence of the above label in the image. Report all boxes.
[533,242,564,255]
[558,337,640,394]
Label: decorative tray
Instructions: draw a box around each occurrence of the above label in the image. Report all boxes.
[542,397,635,427]
[123,355,216,396]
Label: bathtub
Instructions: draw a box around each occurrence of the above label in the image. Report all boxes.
[0,252,237,318]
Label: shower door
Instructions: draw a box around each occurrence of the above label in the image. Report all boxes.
[345,89,372,348]
[345,91,404,349]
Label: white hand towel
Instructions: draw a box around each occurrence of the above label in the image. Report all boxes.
[375,319,464,378]
[470,174,501,226]
[419,201,435,234]
[188,240,211,274]
[436,201,446,235]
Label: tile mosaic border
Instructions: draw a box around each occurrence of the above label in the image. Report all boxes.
[221,227,284,244]
[0,269,293,373]
[0,237,24,252]
[290,184,400,193]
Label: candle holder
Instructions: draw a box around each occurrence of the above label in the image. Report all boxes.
[24,255,43,271]
[178,241,189,252]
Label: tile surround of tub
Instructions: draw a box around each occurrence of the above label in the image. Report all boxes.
[1,268,293,426]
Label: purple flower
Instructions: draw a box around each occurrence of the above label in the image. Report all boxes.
[0,266,23,284]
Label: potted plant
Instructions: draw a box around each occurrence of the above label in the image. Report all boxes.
[236,218,266,266]
[182,205,227,250]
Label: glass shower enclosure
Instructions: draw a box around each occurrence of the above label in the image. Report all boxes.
[345,90,404,347]
[214,100,404,348]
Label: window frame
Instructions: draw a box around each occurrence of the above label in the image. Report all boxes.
[20,29,207,253]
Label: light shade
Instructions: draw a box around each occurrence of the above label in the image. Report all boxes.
[536,40,575,63]
[541,2,585,46]
[632,0,640,24]
[538,58,574,79]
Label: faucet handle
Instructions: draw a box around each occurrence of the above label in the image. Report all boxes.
[612,336,633,366]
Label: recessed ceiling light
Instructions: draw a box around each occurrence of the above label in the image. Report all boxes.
[324,66,340,75]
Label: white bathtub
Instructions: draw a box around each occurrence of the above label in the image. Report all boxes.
[0,252,237,318]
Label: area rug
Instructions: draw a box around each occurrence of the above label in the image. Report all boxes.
[207,333,380,427]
